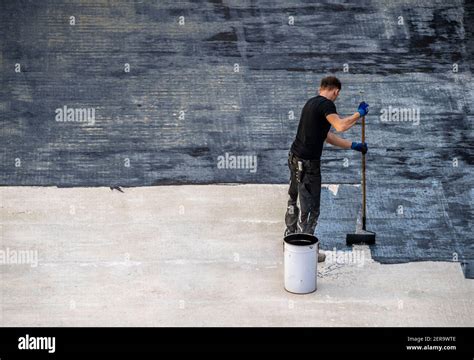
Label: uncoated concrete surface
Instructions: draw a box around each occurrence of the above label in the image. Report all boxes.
[1,185,472,326]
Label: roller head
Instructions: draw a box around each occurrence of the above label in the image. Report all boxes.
[346,230,376,245]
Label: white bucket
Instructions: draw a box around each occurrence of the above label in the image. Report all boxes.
[283,233,319,294]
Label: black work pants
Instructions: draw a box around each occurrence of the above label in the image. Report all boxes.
[285,151,322,235]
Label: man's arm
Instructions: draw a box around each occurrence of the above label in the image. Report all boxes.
[325,101,369,132]
[326,131,368,154]
[325,131,352,149]
[326,112,360,132]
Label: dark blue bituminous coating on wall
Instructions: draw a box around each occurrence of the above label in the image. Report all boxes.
[0,0,473,276]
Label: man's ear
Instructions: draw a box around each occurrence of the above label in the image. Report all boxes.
[335,89,340,97]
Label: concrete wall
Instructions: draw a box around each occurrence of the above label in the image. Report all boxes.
[1,0,472,275]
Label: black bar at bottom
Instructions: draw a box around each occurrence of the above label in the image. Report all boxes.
[0,327,472,357]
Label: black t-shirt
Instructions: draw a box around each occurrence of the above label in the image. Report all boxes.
[290,95,337,160]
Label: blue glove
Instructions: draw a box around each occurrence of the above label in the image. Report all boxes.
[351,142,368,154]
[357,101,369,117]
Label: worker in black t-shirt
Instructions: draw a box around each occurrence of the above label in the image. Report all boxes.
[285,76,369,262]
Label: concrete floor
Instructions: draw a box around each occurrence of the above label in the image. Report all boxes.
[1,185,472,326]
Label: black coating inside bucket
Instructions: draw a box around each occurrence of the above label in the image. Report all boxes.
[284,233,318,246]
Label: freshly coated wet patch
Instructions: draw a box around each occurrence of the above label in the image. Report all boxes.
[314,184,472,278]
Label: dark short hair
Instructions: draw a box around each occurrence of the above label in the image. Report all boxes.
[320,76,341,90]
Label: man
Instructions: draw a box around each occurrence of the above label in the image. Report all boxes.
[284,76,369,262]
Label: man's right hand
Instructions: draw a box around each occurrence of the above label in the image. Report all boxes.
[351,142,368,154]
[357,102,369,117]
